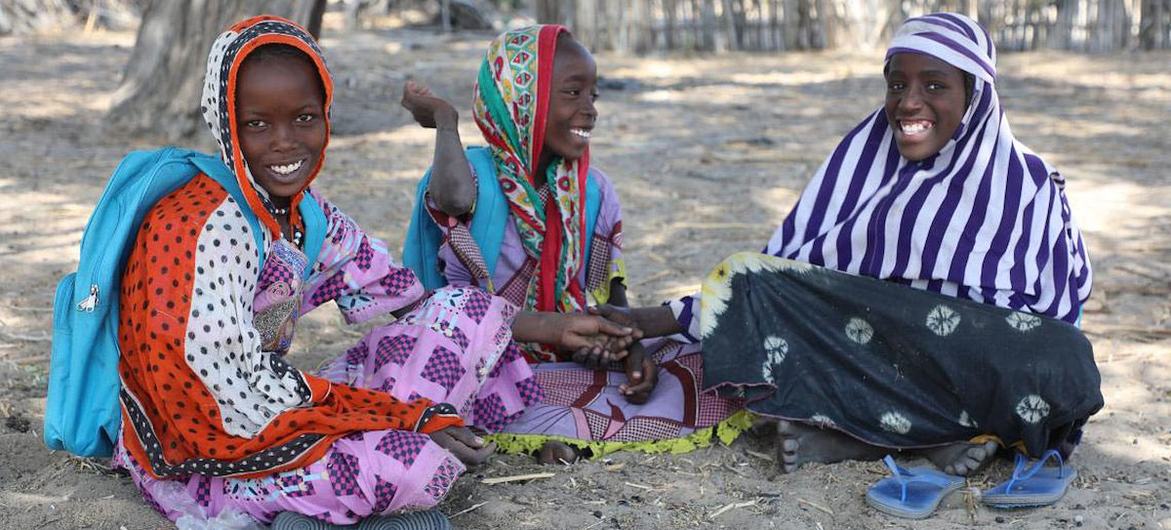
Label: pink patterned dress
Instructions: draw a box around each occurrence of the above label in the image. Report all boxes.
[112,192,541,525]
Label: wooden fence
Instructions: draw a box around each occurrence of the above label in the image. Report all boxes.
[533,0,1171,53]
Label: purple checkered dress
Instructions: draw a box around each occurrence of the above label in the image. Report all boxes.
[112,192,540,525]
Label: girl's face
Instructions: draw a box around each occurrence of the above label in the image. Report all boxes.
[235,53,326,203]
[542,37,598,164]
[884,52,968,162]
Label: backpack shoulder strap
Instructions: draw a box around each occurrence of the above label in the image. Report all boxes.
[466,146,508,279]
[402,146,510,290]
[189,152,267,265]
[583,168,602,265]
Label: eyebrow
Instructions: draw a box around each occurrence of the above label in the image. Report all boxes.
[886,68,956,79]
[559,74,593,83]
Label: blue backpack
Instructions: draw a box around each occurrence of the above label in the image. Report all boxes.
[45,147,267,457]
[402,146,601,290]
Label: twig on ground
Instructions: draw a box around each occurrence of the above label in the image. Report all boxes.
[480,472,555,485]
[709,500,757,518]
[797,498,834,515]
[745,449,775,462]
[448,501,488,518]
[624,482,654,490]
[723,462,748,477]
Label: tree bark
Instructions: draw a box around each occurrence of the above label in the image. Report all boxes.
[105,0,326,141]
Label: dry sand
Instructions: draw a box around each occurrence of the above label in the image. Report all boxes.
[0,19,1169,530]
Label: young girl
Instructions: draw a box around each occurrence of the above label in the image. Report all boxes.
[401,25,744,463]
[604,13,1100,479]
[110,16,635,528]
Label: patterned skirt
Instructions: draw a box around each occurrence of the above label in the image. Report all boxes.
[112,287,540,525]
[699,252,1103,457]
[491,338,749,457]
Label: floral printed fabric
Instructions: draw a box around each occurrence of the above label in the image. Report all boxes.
[700,252,1102,457]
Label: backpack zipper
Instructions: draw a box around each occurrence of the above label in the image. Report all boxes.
[77,284,99,312]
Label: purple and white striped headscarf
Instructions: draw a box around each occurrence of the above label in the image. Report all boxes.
[764,13,1092,323]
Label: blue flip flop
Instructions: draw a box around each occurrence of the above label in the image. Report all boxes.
[866,455,966,519]
[982,449,1078,509]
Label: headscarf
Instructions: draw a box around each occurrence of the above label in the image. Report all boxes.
[201,14,334,243]
[765,13,1092,323]
[471,25,591,314]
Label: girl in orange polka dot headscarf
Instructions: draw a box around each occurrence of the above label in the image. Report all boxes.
[110,15,636,528]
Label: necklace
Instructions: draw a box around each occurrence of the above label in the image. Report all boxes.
[262,200,301,247]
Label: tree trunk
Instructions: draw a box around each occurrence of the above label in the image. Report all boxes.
[105,0,326,141]
[1141,0,1168,48]
[534,0,569,24]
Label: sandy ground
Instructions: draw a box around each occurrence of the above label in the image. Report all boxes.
[1,18,1169,530]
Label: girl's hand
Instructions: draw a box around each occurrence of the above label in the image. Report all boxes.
[429,426,495,465]
[577,305,643,366]
[401,80,458,129]
[588,304,637,328]
[619,344,657,404]
[553,313,639,368]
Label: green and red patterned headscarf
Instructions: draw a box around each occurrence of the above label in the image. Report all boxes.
[472,25,590,315]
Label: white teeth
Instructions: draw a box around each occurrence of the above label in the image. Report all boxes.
[570,128,591,139]
[269,159,304,175]
[900,121,933,135]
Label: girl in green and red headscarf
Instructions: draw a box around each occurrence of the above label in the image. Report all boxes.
[403,26,747,464]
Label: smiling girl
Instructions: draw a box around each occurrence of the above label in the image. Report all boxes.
[599,13,1100,478]
[402,26,744,464]
[109,16,637,529]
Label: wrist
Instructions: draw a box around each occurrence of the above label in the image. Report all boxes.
[435,108,459,131]
[629,306,679,337]
[513,311,557,344]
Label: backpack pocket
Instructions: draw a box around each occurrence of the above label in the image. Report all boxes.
[44,272,77,452]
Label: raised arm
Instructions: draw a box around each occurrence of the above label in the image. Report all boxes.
[401,80,476,216]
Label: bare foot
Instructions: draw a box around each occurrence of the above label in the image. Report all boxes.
[920,440,999,476]
[537,440,580,465]
[775,420,887,474]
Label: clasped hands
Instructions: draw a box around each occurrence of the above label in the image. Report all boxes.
[562,305,658,405]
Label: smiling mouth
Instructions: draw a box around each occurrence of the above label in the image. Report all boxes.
[570,128,592,140]
[268,159,305,176]
[898,120,934,137]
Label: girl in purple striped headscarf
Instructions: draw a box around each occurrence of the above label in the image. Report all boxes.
[767,12,1091,324]
[604,13,1102,477]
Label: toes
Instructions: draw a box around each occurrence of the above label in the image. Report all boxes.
[537,442,578,465]
[776,420,798,436]
[780,452,800,473]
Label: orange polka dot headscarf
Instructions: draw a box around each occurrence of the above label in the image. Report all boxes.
[201,15,334,241]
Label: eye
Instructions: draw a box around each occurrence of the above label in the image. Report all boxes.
[244,119,267,129]
[565,89,581,97]
[926,81,947,92]
[887,81,905,92]
[295,113,316,123]
[590,91,600,102]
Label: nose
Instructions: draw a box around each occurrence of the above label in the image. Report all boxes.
[582,96,597,120]
[898,85,924,114]
[271,122,296,152]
